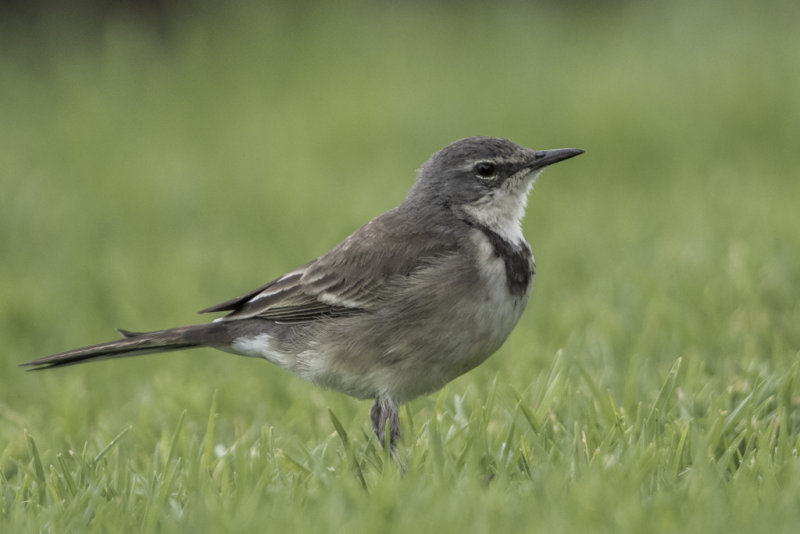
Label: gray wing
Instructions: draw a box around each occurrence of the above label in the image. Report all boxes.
[199,208,460,323]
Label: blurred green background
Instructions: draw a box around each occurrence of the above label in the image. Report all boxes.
[1,0,800,532]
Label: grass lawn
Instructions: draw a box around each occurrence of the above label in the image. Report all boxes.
[2,1,799,532]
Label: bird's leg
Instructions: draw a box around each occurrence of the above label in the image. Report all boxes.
[370,396,400,450]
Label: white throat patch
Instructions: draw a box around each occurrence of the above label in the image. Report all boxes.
[461,170,538,245]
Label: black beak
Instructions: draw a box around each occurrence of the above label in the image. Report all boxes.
[526,148,584,172]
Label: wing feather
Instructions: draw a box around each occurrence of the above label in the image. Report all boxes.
[199,207,460,323]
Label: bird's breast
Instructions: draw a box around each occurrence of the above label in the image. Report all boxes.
[469,225,535,299]
[419,226,534,383]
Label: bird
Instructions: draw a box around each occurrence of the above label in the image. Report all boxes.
[22,136,583,450]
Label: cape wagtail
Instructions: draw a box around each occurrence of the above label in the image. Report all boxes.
[23,136,583,449]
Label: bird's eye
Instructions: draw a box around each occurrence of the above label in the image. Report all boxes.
[474,162,496,178]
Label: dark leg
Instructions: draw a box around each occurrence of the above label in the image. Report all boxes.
[370,396,400,450]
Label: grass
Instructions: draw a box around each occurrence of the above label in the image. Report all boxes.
[2,0,800,532]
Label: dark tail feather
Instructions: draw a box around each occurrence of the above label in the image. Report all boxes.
[21,323,232,370]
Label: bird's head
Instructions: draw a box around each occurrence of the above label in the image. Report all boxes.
[408,136,583,238]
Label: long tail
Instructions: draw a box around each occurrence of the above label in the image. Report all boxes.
[21,322,236,370]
